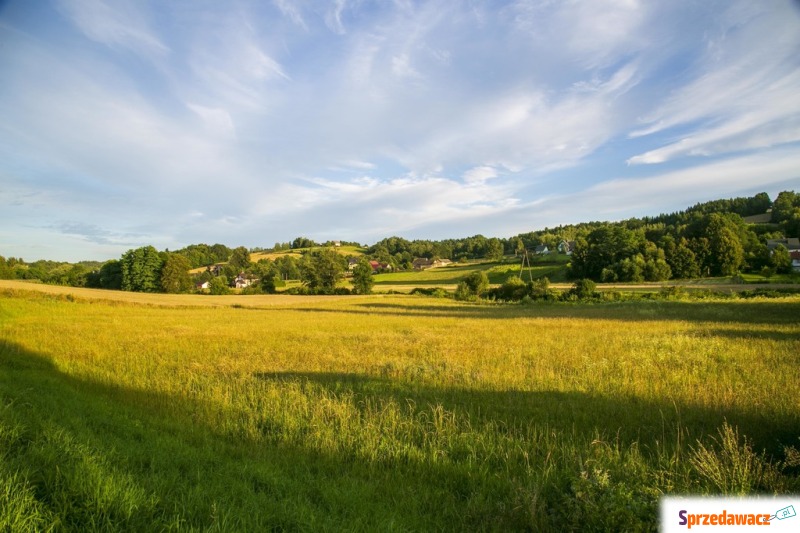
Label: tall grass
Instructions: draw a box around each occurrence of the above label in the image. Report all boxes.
[1,286,798,530]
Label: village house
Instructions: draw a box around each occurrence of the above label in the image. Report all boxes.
[195,280,210,290]
[791,250,800,272]
[369,260,392,273]
[412,257,452,270]
[232,272,257,289]
[557,240,576,255]
[766,238,800,251]
[412,257,434,270]
[533,245,549,255]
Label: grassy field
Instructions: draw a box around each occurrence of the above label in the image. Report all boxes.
[373,257,569,288]
[1,282,798,531]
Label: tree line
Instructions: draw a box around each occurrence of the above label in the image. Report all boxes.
[2,190,797,291]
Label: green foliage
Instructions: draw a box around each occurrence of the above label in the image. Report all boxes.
[706,214,744,276]
[453,281,473,301]
[89,260,123,290]
[160,254,192,294]
[771,191,799,224]
[274,255,300,280]
[209,276,230,295]
[172,243,231,268]
[495,276,528,301]
[463,270,489,296]
[770,244,792,274]
[291,236,318,249]
[0,256,15,280]
[351,258,374,295]
[120,246,163,292]
[486,238,504,261]
[571,278,597,299]
[689,423,785,494]
[228,246,251,271]
[299,249,345,292]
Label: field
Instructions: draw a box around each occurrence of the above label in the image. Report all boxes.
[1,281,799,531]
[372,256,570,291]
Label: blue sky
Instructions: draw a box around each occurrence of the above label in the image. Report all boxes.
[1,0,799,262]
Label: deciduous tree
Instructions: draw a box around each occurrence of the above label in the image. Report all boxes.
[351,258,374,295]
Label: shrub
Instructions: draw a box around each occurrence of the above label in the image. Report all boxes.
[570,279,596,300]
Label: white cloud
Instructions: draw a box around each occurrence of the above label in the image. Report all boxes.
[186,103,236,138]
[57,0,168,59]
[273,0,308,30]
[391,53,420,79]
[586,148,800,214]
[462,166,498,184]
[325,0,349,35]
[628,3,800,164]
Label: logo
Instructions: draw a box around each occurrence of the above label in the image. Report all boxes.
[661,498,797,532]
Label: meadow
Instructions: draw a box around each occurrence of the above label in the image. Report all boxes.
[372,256,569,289]
[1,281,798,531]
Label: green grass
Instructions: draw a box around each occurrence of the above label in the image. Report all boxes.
[373,256,569,287]
[1,286,798,530]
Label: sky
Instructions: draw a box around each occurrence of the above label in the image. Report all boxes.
[1,0,799,262]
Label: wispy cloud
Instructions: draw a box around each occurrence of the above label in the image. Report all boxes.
[628,3,800,164]
[57,0,168,59]
[2,0,799,261]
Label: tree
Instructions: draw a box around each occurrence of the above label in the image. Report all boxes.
[770,244,792,274]
[299,249,344,292]
[275,255,300,280]
[463,270,489,296]
[229,246,251,271]
[209,276,231,295]
[0,256,15,280]
[351,258,374,295]
[771,191,798,223]
[706,215,744,276]
[667,241,700,279]
[487,238,504,261]
[160,254,193,293]
[292,237,317,249]
[121,246,163,292]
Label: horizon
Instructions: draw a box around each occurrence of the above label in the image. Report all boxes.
[2,1,800,263]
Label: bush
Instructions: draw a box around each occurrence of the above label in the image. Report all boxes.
[454,282,474,301]
[570,279,597,300]
[496,276,527,301]
[209,276,231,295]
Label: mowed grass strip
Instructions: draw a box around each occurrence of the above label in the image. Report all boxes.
[1,285,798,530]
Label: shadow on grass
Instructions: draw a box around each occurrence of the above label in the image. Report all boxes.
[0,341,506,531]
[283,298,800,326]
[1,339,798,531]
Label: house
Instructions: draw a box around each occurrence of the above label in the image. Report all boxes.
[195,280,210,290]
[766,238,800,251]
[232,272,257,289]
[369,260,392,273]
[533,245,549,255]
[557,240,576,255]
[432,258,452,268]
[791,250,800,272]
[412,257,434,270]
[348,257,360,270]
[333,240,341,247]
